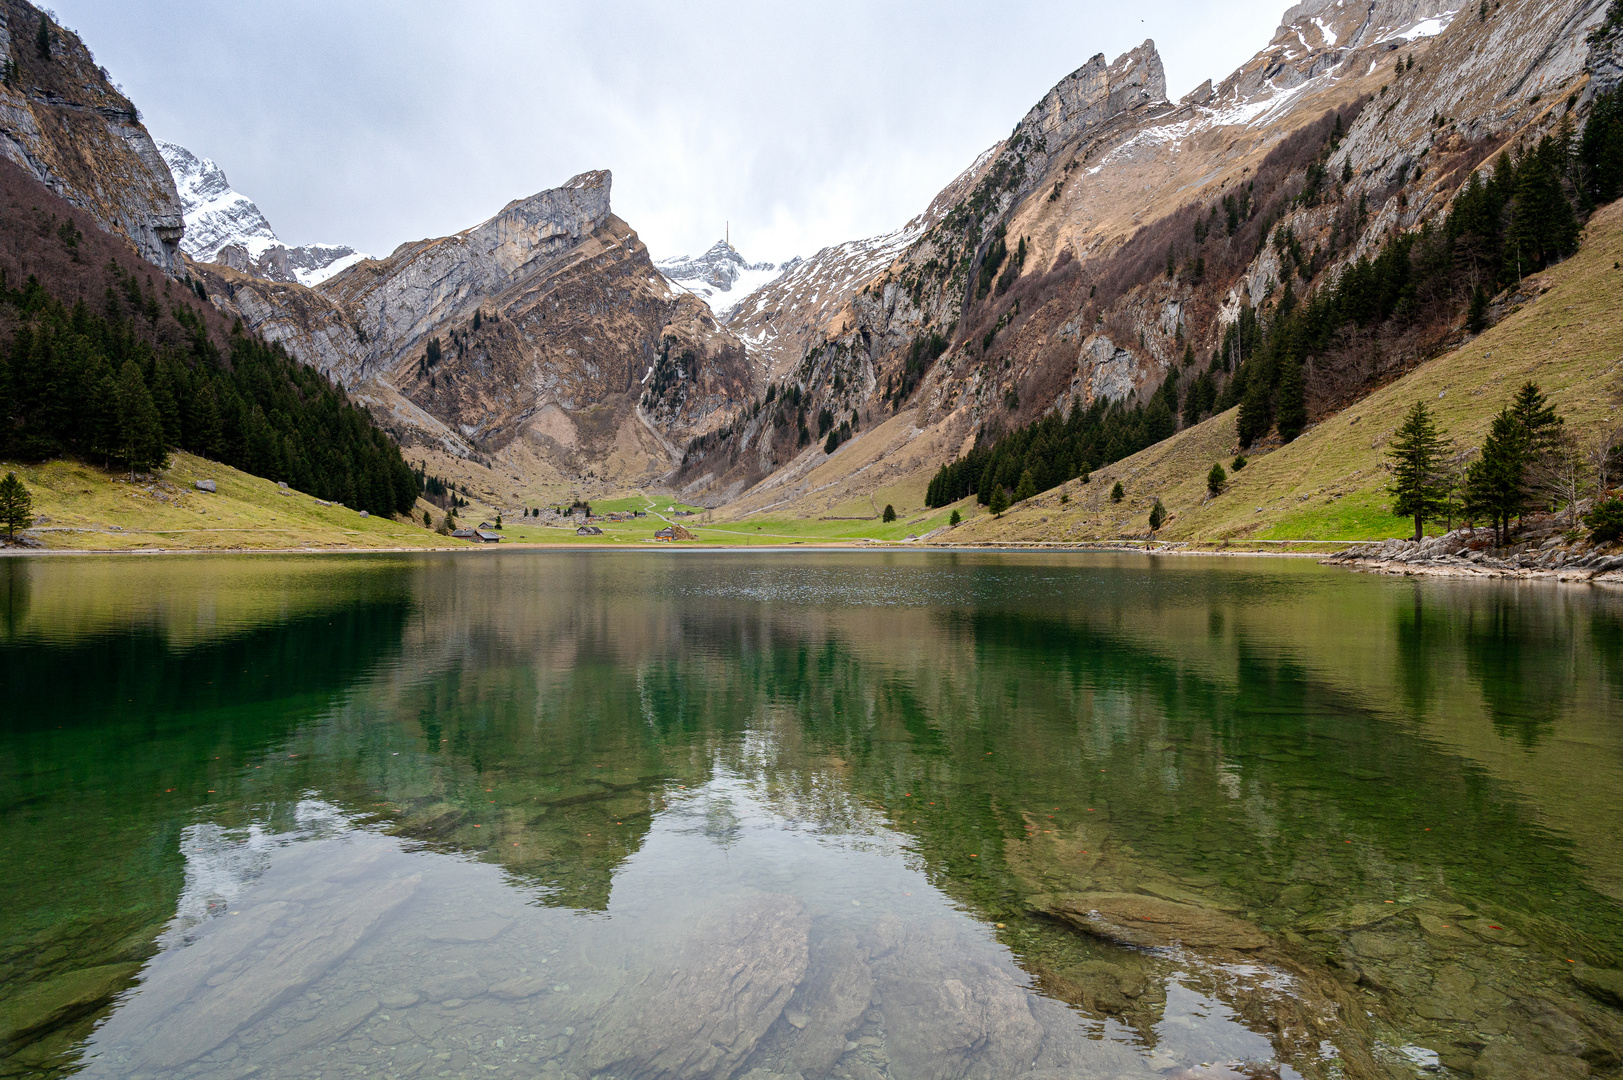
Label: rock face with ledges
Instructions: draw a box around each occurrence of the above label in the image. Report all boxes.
[195,169,750,485]
[0,0,183,271]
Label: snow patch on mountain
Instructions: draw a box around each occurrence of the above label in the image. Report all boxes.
[158,141,370,287]
[655,240,795,318]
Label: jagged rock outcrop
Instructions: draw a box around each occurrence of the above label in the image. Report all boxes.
[1021,41,1167,150]
[195,169,749,491]
[0,0,183,271]
[158,141,365,286]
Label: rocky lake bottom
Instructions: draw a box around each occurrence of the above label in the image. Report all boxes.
[1,551,1620,1080]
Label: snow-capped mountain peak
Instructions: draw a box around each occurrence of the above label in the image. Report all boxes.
[655,240,797,319]
[157,141,369,288]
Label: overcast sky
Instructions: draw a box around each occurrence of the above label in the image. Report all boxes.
[54,0,1289,266]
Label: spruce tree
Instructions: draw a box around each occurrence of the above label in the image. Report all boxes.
[989,485,1009,517]
[1276,357,1306,442]
[882,504,897,522]
[1466,283,1489,333]
[34,15,50,59]
[1014,468,1037,503]
[1110,481,1125,503]
[1207,462,1227,495]
[0,472,33,542]
[192,381,224,460]
[114,359,167,477]
[1148,498,1166,532]
[1509,380,1562,459]
[1466,408,1529,545]
[1386,400,1453,541]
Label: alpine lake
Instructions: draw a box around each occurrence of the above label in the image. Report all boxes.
[1,551,1621,1080]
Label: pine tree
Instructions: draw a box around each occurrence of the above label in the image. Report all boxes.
[1207,462,1228,495]
[949,509,961,526]
[1110,481,1125,503]
[34,15,50,59]
[0,472,33,542]
[882,504,897,522]
[1466,408,1530,545]
[114,359,167,477]
[988,485,1009,516]
[1386,400,1454,541]
[1148,498,1166,532]
[1014,469,1037,502]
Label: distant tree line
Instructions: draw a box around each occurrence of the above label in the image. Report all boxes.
[927,91,1623,511]
[0,263,419,516]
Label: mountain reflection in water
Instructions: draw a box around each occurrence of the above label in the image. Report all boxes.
[0,551,1619,1080]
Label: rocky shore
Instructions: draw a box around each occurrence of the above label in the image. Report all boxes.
[1326,516,1623,584]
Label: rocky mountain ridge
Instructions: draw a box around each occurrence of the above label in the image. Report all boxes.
[0,0,183,271]
[157,141,366,287]
[677,0,1614,520]
[190,169,750,503]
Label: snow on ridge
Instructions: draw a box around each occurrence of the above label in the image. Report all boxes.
[158,138,369,283]
[297,250,369,287]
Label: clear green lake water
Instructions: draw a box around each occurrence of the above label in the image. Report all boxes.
[1,551,1621,1080]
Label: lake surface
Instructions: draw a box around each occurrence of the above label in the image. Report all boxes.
[1,552,1621,1080]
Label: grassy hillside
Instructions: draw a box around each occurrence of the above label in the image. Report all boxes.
[2,451,449,551]
[0,456,970,552]
[945,198,1623,547]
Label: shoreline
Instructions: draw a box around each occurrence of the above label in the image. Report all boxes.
[7,538,1621,588]
[1325,555,1623,586]
[0,539,1467,561]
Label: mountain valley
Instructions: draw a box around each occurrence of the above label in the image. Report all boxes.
[0,0,1619,546]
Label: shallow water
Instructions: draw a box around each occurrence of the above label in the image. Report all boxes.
[1,552,1621,1080]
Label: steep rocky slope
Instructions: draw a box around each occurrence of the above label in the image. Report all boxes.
[680,0,1613,519]
[158,141,366,286]
[948,194,1623,547]
[0,0,183,271]
[194,170,750,502]
[655,240,794,318]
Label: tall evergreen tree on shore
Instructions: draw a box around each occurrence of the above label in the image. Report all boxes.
[0,472,32,542]
[1466,409,1530,546]
[1386,400,1453,541]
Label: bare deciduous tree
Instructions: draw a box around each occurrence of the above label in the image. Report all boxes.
[1532,428,1589,527]
[1588,425,1623,495]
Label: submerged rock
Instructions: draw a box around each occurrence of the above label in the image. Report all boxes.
[576,891,810,1080]
[1573,964,1623,1009]
[1046,892,1269,950]
[0,962,140,1053]
[98,873,420,1071]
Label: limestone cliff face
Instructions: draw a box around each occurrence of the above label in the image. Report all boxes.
[196,170,749,489]
[1021,41,1167,150]
[0,0,183,271]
